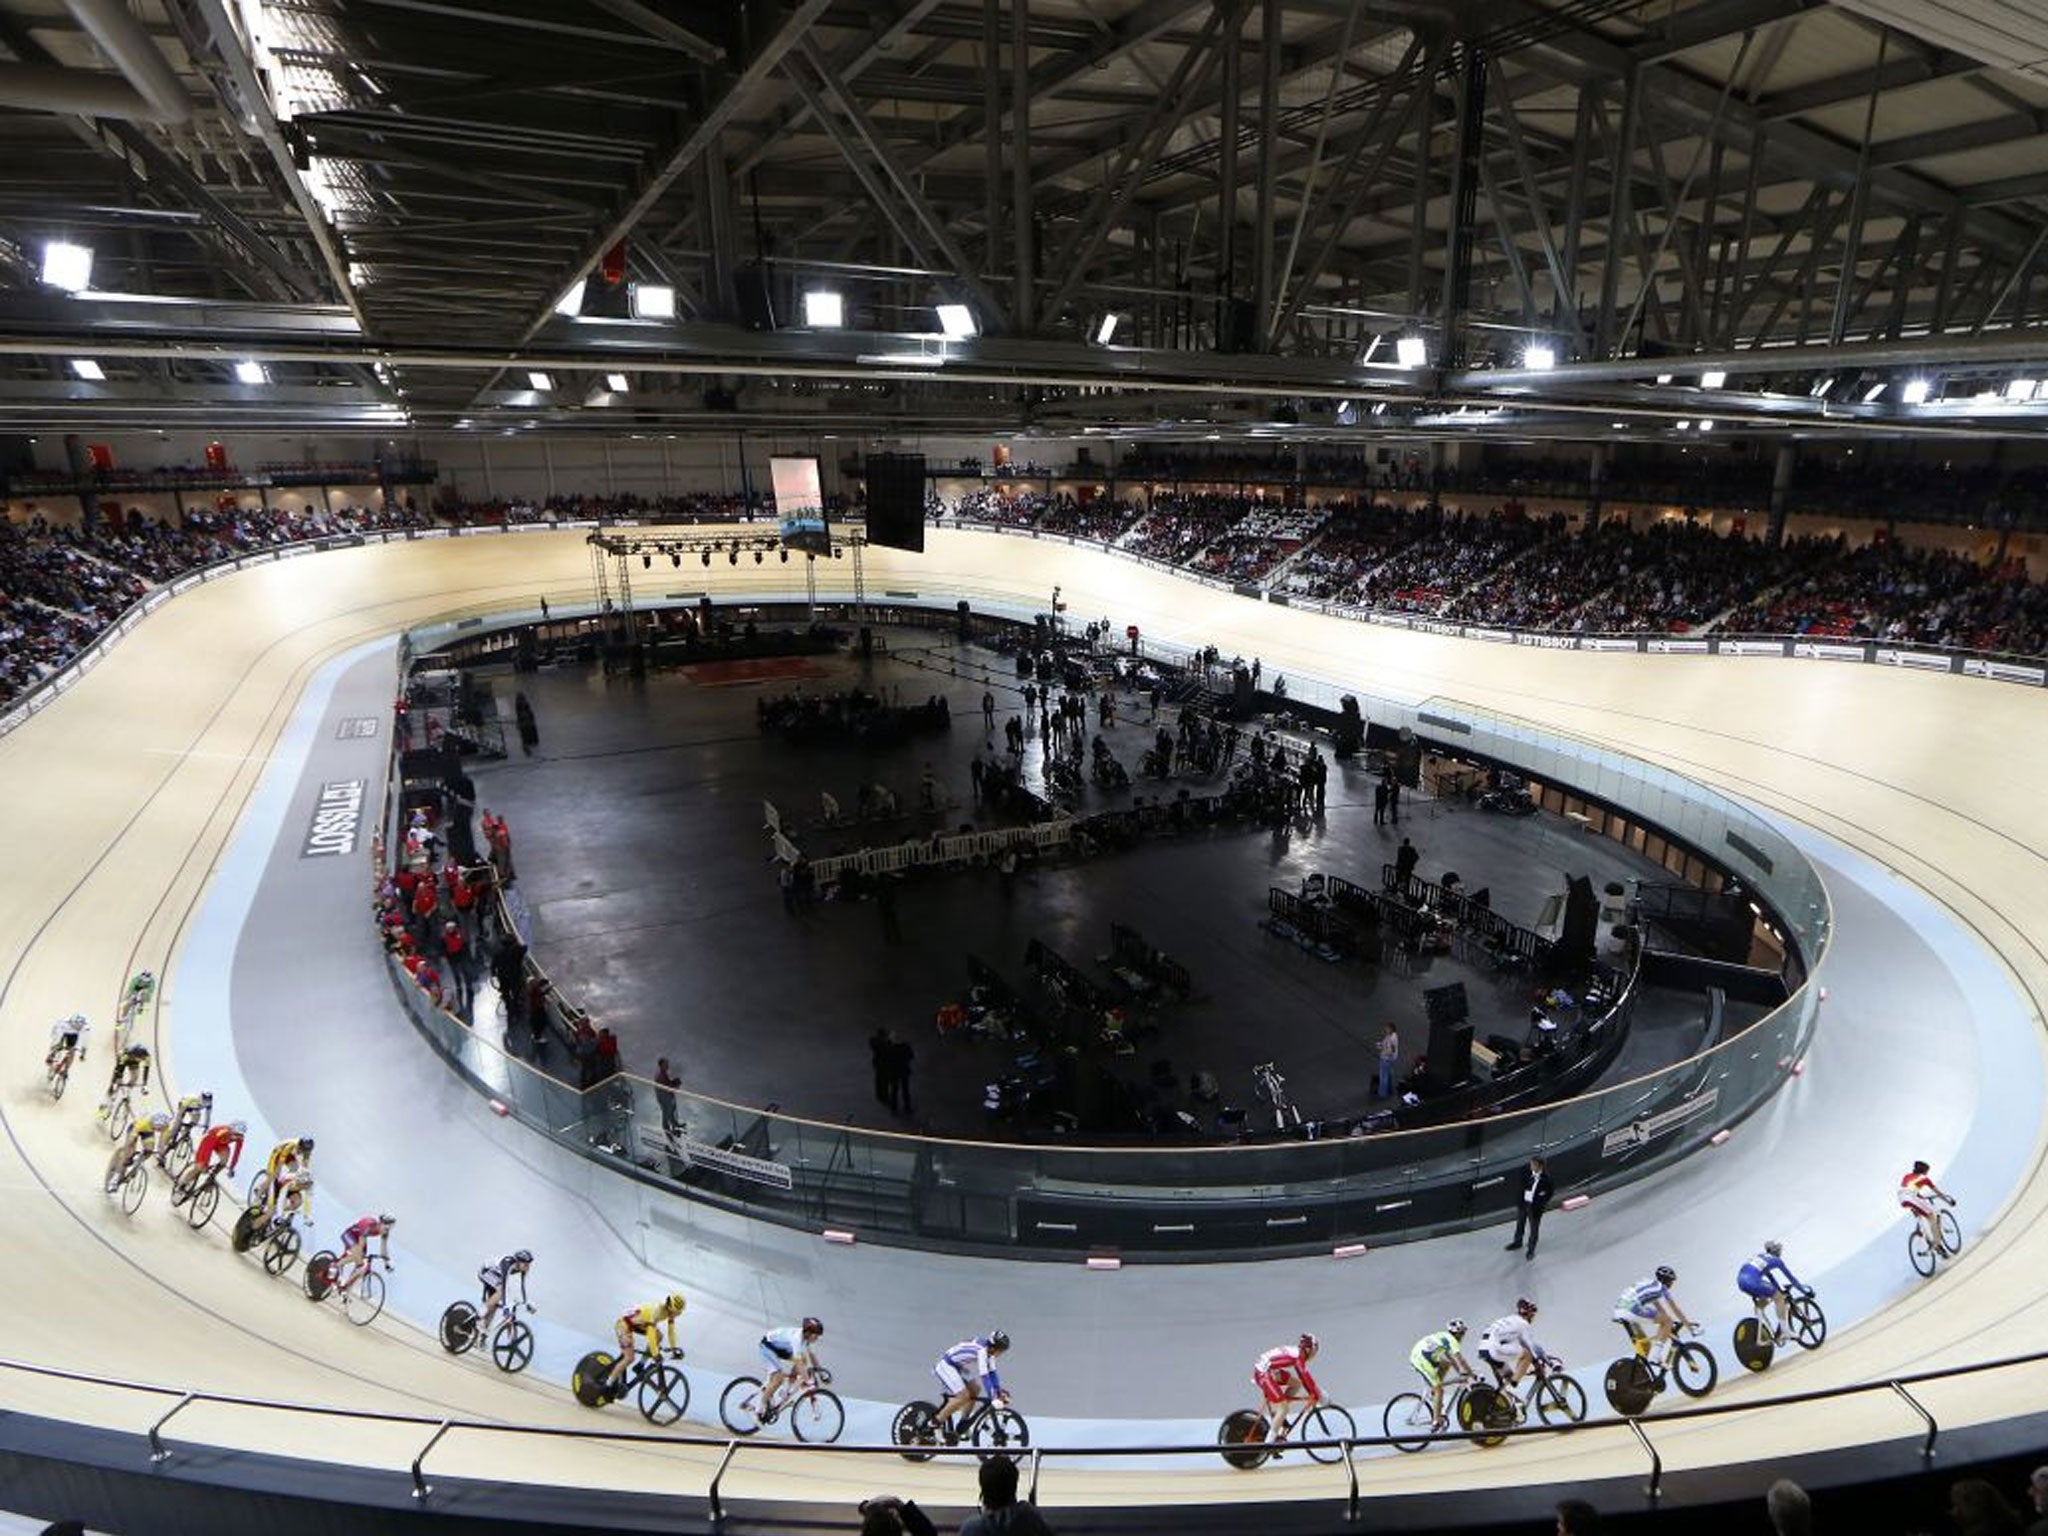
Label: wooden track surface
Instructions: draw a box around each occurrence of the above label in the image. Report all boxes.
[1,525,2044,1511]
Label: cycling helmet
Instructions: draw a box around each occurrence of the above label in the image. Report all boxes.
[1912,1160,1930,1175]
[988,1329,1011,1352]
[1516,1298,1538,1319]
[1655,1265,1677,1285]
[1298,1333,1320,1355]
[378,1213,397,1228]
[229,1120,247,1135]
[298,1136,314,1154]
[801,1316,824,1337]
[127,1044,150,1058]
[199,1090,213,1106]
[67,1012,86,1027]
[1763,1240,1783,1257]
[1446,1319,1468,1339]
[134,970,154,985]
[665,1292,687,1314]
[512,1249,533,1266]
[145,1111,171,1131]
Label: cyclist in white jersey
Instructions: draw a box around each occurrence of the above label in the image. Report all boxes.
[757,1317,825,1414]
[933,1330,1009,1443]
[1614,1265,1693,1354]
[1476,1299,1548,1393]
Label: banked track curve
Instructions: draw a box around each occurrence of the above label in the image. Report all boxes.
[1,526,2046,1519]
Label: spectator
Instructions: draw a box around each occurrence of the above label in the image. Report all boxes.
[1765,1477,1811,1536]
[655,1057,683,1137]
[2026,1466,2048,1536]
[1951,1479,2025,1536]
[1554,1499,1600,1536]
[858,1495,937,1536]
[959,1454,1053,1536]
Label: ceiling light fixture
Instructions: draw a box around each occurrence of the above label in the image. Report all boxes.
[803,290,845,328]
[69,359,105,381]
[1523,344,1557,371]
[1093,313,1120,345]
[1698,419,1715,432]
[1862,382,1886,403]
[605,373,630,393]
[527,371,554,391]
[1396,336,1429,368]
[2005,378,2038,402]
[1654,372,1673,385]
[553,280,586,318]
[233,360,268,385]
[42,241,93,292]
[1700,369,1727,389]
[936,303,977,338]
[1675,419,1692,431]
[1901,378,1932,404]
[631,283,676,320]
[1809,376,1836,398]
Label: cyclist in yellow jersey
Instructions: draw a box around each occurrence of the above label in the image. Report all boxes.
[161,1091,213,1166]
[605,1293,685,1391]
[106,1111,170,1193]
[261,1136,314,1219]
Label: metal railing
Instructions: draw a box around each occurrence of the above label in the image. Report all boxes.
[8,1347,2047,1519]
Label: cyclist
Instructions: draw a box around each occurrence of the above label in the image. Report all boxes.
[114,970,154,1048]
[334,1213,396,1298]
[46,1011,89,1068]
[1251,1333,1322,1447]
[1408,1320,1474,1431]
[160,1090,213,1166]
[1477,1299,1549,1398]
[478,1249,534,1336]
[1614,1266,1694,1357]
[271,1169,314,1231]
[1737,1241,1808,1345]
[753,1317,825,1416]
[934,1330,1011,1445]
[97,1042,151,1120]
[191,1118,247,1182]
[606,1293,687,1393]
[105,1109,171,1194]
[1899,1160,1957,1259]
[260,1135,314,1220]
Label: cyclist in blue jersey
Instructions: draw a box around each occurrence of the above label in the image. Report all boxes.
[1613,1265,1694,1355]
[1737,1241,1806,1344]
[933,1330,1010,1443]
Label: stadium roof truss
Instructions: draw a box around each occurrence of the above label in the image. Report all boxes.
[2,0,2048,442]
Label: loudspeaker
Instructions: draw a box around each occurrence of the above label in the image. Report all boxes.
[734,263,776,331]
[956,599,971,641]
[1426,1018,1473,1086]
[1423,981,1469,1028]
[865,452,927,553]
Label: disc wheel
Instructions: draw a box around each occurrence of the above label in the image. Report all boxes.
[637,1362,689,1427]
[1382,1393,1436,1454]
[1733,1317,1774,1374]
[1789,1295,1827,1349]
[1218,1409,1271,1469]
[440,1302,479,1355]
[492,1317,535,1374]
[1458,1384,1509,1448]
[1672,1340,1718,1398]
[789,1388,845,1444]
[892,1401,941,1463]
[570,1351,616,1408]
[302,1250,335,1297]
[1299,1404,1355,1464]
[1533,1373,1588,1426]
[1603,1358,1656,1419]
[719,1377,766,1436]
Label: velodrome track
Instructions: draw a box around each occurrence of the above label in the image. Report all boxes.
[3,524,2047,1519]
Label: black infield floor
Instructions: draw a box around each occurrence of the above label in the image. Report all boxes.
[465,626,1722,1140]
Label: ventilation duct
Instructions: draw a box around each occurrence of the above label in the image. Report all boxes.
[0,0,191,123]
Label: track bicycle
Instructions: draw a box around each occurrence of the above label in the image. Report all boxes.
[304,1250,388,1327]
[45,1045,78,1101]
[439,1296,537,1373]
[230,1204,304,1277]
[169,1160,227,1229]
[1384,1355,1587,1453]
[892,1391,1029,1462]
[158,1117,202,1178]
[1603,1322,1718,1417]
[571,1348,690,1426]
[101,1088,135,1142]
[1734,1288,1827,1373]
[1908,1200,1962,1276]
[1217,1396,1356,1469]
[102,1147,150,1216]
[719,1366,845,1442]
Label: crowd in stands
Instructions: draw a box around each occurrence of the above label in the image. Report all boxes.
[1119,494,1256,564]
[1726,541,2048,653]
[440,491,777,524]
[1358,509,1553,614]
[1186,505,1330,583]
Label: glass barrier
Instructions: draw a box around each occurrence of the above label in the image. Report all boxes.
[389,592,1829,1257]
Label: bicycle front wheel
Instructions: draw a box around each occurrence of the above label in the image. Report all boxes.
[971,1406,1029,1454]
[48,1062,67,1101]
[492,1318,535,1374]
[266,1226,302,1277]
[1534,1373,1588,1426]
[1789,1295,1827,1350]
[108,1099,132,1142]
[638,1364,689,1427]
[1382,1393,1436,1454]
[719,1377,766,1436]
[164,1135,194,1178]
[790,1388,845,1444]
[1672,1341,1718,1398]
[346,1268,387,1326]
[1299,1404,1355,1463]
[1937,1208,1962,1256]
[189,1174,220,1229]
[119,1161,148,1215]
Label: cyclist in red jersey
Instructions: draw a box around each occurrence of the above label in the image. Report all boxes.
[1252,1334,1323,1444]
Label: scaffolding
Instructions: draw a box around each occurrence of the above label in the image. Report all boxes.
[584,529,867,644]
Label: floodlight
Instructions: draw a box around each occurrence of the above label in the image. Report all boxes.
[1901,379,1932,404]
[935,303,977,338]
[1524,344,1557,371]
[1809,376,1836,399]
[605,373,630,393]
[1862,382,1886,403]
[69,359,105,381]
[1395,335,1429,368]
[1093,313,1120,345]
[1698,419,1715,432]
[234,360,268,385]
[1654,372,1674,385]
[42,241,93,292]
[527,371,555,391]
[1700,369,1727,389]
[1675,419,1692,431]
[803,290,845,328]
[553,280,586,317]
[2006,378,2038,402]
[631,283,676,320]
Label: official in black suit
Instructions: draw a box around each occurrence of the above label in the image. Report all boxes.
[1507,1156,1553,1259]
